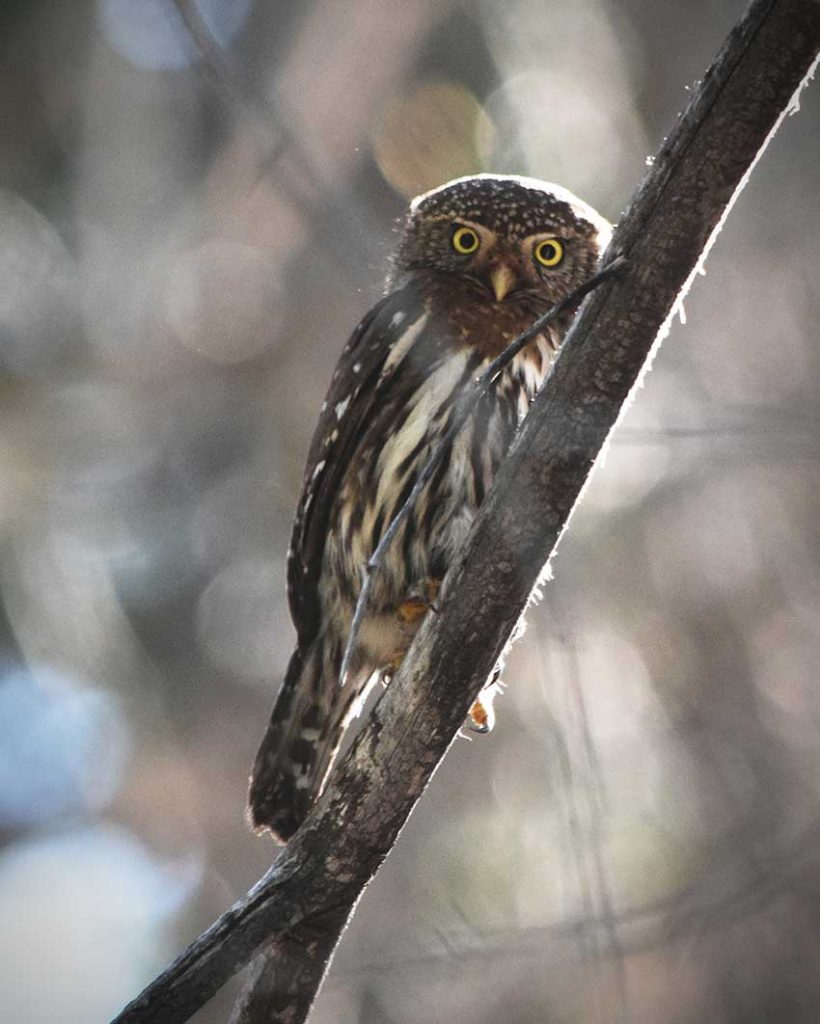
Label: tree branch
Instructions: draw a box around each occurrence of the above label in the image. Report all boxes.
[110,2,820,1022]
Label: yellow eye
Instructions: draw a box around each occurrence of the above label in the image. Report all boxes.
[452,226,480,255]
[534,238,564,267]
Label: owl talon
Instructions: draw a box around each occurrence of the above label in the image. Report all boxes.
[423,578,442,607]
[386,652,404,673]
[396,597,428,624]
[468,699,494,734]
[396,578,442,623]
[379,652,404,686]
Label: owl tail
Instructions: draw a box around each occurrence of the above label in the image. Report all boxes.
[250,637,366,843]
[248,644,328,842]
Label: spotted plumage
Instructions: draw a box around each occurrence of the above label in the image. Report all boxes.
[249,174,611,842]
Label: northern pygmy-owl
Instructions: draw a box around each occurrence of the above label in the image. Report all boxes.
[249,174,611,842]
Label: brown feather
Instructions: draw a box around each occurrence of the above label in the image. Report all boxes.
[250,174,611,841]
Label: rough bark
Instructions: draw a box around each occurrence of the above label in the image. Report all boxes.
[110,2,820,1022]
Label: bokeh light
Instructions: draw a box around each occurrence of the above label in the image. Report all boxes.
[0,192,77,376]
[0,664,129,827]
[373,81,494,198]
[98,0,252,70]
[0,826,201,1024]
[164,241,284,364]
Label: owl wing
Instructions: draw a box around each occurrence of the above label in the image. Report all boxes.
[287,284,426,649]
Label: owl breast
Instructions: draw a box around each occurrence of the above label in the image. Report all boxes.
[320,311,557,669]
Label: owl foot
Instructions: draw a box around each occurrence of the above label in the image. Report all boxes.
[379,651,405,685]
[396,596,427,624]
[467,670,504,734]
[396,578,442,623]
[468,698,494,734]
[422,578,441,613]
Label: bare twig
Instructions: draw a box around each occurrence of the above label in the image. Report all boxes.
[168,0,395,260]
[322,816,820,980]
[110,2,820,1022]
[170,0,303,174]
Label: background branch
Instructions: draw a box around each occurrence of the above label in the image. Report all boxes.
[110,1,820,1022]
[169,0,388,262]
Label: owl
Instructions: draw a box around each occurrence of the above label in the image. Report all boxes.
[249,174,611,842]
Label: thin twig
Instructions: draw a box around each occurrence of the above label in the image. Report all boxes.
[323,816,820,980]
[338,255,627,687]
[170,0,308,175]
[168,0,384,260]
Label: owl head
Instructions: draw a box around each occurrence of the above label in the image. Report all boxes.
[391,174,611,308]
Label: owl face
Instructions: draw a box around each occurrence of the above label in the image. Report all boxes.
[391,174,611,309]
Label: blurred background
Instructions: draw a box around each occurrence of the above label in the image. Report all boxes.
[0,1,818,1022]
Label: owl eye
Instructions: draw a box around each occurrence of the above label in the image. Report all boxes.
[451,226,480,255]
[533,238,564,268]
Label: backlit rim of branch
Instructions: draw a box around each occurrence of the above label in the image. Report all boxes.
[110,3,820,1023]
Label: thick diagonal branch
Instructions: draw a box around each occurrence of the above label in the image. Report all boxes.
[111,2,820,1022]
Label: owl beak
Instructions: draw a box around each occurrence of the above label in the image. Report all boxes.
[489,264,517,302]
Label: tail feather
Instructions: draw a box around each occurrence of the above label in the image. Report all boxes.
[249,638,379,843]
[248,644,328,842]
